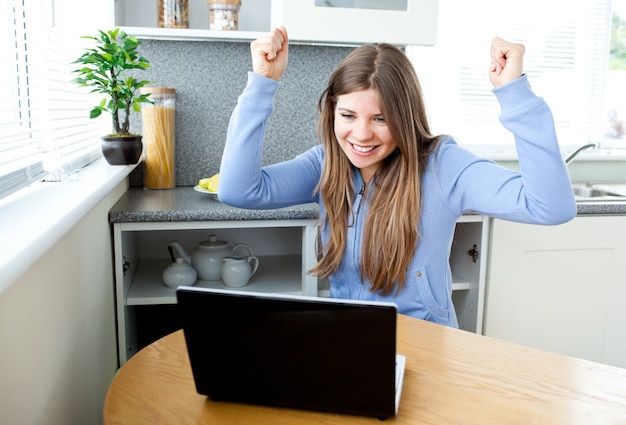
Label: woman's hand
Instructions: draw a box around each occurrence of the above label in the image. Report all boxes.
[489,36,525,88]
[250,26,289,81]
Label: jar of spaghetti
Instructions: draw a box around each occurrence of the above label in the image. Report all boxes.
[140,88,176,190]
[207,0,241,30]
[158,0,189,28]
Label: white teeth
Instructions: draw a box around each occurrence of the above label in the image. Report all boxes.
[352,144,376,153]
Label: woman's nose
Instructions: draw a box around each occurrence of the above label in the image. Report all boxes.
[351,119,373,140]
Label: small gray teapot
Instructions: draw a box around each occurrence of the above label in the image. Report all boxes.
[162,243,197,288]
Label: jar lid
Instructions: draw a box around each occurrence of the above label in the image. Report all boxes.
[207,0,241,5]
[140,87,176,94]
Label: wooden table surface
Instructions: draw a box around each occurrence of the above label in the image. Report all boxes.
[104,314,626,424]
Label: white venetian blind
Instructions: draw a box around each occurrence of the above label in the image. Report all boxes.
[0,0,108,200]
[0,0,46,198]
[408,0,612,151]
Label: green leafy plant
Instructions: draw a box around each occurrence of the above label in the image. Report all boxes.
[72,28,153,136]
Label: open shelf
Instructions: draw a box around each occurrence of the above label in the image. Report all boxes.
[452,273,471,291]
[127,255,304,305]
[119,26,265,42]
[113,0,438,45]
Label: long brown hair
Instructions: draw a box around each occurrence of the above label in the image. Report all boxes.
[312,43,439,296]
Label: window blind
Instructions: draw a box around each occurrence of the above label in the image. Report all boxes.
[0,0,46,198]
[408,0,613,150]
[0,0,107,200]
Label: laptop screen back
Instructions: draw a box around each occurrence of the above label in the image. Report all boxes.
[176,287,398,418]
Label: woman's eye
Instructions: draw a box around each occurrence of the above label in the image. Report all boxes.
[373,116,386,124]
[340,113,355,120]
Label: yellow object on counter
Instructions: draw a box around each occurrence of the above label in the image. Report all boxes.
[198,174,219,192]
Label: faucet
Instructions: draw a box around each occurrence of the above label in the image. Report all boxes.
[565,143,599,165]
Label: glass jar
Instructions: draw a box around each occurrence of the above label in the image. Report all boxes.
[207,0,241,30]
[140,88,177,190]
[158,0,189,28]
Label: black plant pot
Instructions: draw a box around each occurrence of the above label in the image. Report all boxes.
[101,135,144,165]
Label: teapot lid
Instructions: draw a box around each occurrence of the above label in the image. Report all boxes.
[198,234,227,247]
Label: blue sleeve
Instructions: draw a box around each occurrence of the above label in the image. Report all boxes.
[218,72,322,209]
[437,75,577,225]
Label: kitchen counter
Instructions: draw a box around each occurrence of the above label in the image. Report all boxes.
[109,187,319,223]
[576,201,626,214]
[574,183,626,214]
[109,187,626,223]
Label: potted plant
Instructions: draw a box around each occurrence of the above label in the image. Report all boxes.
[71,28,153,165]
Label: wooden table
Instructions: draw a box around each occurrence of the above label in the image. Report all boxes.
[104,314,626,424]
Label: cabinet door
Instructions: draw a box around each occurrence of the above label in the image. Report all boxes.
[485,216,626,368]
[271,0,438,46]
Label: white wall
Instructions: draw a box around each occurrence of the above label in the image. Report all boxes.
[0,3,122,422]
[0,181,127,425]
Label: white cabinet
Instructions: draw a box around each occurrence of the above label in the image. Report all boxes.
[451,215,490,334]
[113,0,438,45]
[271,0,438,46]
[114,219,319,364]
[484,216,626,368]
[112,189,488,365]
[114,0,271,41]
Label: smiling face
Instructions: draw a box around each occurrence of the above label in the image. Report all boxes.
[334,88,398,183]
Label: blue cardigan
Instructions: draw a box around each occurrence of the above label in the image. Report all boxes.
[219,72,576,327]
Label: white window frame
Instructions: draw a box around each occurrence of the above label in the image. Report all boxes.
[0,0,111,200]
[407,0,619,155]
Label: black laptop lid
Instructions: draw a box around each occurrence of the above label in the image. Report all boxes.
[176,287,398,418]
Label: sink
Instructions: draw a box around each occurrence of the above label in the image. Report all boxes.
[572,184,626,201]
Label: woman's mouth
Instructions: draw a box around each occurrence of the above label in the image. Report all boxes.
[351,142,378,153]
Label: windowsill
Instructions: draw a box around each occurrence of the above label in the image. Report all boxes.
[0,157,136,296]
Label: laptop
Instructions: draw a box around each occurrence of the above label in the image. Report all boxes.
[176,286,405,419]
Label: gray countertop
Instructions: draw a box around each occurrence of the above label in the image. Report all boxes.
[109,187,626,224]
[109,187,319,223]
[575,201,626,215]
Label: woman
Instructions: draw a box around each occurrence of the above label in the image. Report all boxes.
[219,27,576,327]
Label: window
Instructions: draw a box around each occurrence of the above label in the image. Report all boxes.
[0,0,109,200]
[408,0,624,152]
[605,0,626,141]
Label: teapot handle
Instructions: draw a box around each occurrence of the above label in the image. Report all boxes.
[168,242,192,264]
[233,243,253,257]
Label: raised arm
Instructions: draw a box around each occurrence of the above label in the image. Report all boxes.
[438,37,576,225]
[218,27,321,209]
[489,36,524,88]
[250,26,289,81]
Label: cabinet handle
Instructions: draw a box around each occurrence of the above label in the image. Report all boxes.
[467,245,479,263]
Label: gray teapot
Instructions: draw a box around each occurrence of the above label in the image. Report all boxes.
[162,242,198,288]
[168,234,254,281]
[162,258,197,289]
